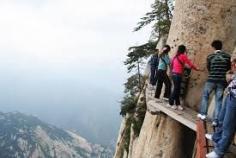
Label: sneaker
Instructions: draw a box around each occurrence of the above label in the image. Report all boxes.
[148,84,155,90]
[206,151,220,158]
[155,98,162,103]
[162,97,169,101]
[165,104,171,108]
[197,113,207,120]
[177,105,184,111]
[212,121,218,127]
[171,105,177,110]
[197,113,202,118]
[205,134,213,141]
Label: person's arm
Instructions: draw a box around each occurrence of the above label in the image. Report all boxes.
[166,55,171,67]
[226,56,231,71]
[206,55,211,71]
[182,55,198,70]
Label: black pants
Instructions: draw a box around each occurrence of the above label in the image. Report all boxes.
[150,67,157,86]
[169,74,182,105]
[155,70,171,99]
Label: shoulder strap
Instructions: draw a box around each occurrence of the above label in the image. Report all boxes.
[171,55,184,72]
[176,56,184,67]
[160,56,168,66]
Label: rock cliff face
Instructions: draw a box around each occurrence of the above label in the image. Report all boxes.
[114,1,236,158]
[0,112,113,158]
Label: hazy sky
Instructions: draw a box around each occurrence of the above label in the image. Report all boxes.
[0,0,153,145]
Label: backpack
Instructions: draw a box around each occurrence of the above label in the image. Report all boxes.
[149,54,159,68]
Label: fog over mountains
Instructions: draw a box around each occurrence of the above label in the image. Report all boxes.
[0,0,153,148]
[0,112,113,158]
[0,76,121,146]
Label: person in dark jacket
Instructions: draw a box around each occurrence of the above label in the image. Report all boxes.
[198,40,231,126]
[149,49,159,89]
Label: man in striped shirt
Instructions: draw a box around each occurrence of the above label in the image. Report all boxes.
[198,40,231,126]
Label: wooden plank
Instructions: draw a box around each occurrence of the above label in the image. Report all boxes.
[196,120,208,158]
[148,100,197,131]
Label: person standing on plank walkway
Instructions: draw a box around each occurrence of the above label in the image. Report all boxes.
[155,45,171,101]
[198,40,231,127]
[206,58,236,158]
[149,49,159,90]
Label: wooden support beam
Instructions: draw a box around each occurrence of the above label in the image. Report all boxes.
[196,120,208,158]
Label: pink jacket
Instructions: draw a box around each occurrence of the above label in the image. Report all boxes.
[171,54,197,74]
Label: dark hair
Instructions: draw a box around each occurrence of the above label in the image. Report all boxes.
[176,45,186,56]
[163,45,171,53]
[159,45,171,58]
[211,40,223,50]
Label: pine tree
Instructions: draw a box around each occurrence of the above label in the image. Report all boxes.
[134,0,174,40]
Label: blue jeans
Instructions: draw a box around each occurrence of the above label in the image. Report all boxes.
[199,82,225,121]
[212,95,236,156]
[169,74,182,105]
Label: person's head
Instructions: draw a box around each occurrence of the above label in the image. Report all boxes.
[162,45,171,53]
[176,45,186,56]
[211,40,223,50]
[159,45,171,57]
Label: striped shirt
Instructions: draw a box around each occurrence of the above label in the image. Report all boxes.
[207,50,231,84]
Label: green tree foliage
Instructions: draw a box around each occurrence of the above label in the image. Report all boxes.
[120,96,137,116]
[132,97,147,137]
[123,41,157,92]
[120,0,174,117]
[134,0,174,40]
[124,41,157,73]
[120,41,155,116]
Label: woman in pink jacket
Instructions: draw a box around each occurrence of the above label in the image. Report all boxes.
[169,45,200,110]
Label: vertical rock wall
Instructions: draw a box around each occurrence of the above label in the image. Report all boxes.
[167,0,236,108]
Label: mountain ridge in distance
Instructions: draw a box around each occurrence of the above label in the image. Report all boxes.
[0,111,113,158]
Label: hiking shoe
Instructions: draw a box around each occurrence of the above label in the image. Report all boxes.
[197,113,207,120]
[206,151,220,158]
[205,134,213,141]
[171,105,177,110]
[177,105,184,111]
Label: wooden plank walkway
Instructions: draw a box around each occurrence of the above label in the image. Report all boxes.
[148,99,197,131]
[146,86,198,131]
[145,85,236,155]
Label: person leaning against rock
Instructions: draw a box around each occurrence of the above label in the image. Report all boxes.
[198,40,231,126]
[206,58,236,158]
[168,45,201,110]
